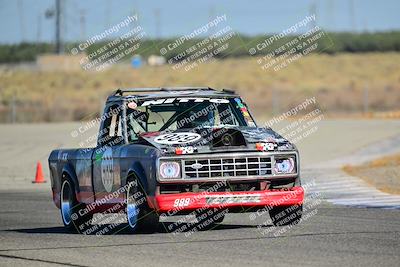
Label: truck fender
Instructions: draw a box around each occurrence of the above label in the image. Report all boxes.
[126,162,149,194]
[61,164,80,196]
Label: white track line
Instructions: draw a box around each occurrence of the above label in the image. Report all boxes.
[303,168,400,209]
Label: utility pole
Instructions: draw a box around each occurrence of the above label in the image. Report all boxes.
[105,0,111,29]
[327,0,334,31]
[154,8,161,39]
[131,0,139,29]
[349,0,356,32]
[208,5,216,35]
[309,2,317,30]
[17,0,26,42]
[11,93,16,124]
[80,9,86,42]
[37,13,42,43]
[55,0,62,54]
[272,87,280,116]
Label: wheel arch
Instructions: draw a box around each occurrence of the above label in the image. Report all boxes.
[61,164,80,199]
[126,162,149,194]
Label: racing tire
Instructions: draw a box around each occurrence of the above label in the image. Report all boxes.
[269,204,302,227]
[125,178,159,233]
[60,178,93,233]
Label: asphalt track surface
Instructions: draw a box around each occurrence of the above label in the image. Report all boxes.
[0,190,399,267]
[1,120,400,266]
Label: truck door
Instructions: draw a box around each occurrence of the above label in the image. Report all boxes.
[92,103,126,203]
[75,148,95,203]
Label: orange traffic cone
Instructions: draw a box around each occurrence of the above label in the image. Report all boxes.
[32,162,46,183]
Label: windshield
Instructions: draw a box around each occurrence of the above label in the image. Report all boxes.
[126,97,256,142]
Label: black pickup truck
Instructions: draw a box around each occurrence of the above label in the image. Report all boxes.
[48,87,304,233]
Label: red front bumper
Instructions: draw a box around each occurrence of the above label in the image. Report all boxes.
[153,186,304,213]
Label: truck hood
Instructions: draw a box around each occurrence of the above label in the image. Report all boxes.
[139,127,295,154]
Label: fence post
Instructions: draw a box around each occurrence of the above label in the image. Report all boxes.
[11,93,16,123]
[272,86,280,116]
[363,82,369,114]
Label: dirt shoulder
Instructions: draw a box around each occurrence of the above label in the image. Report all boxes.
[343,154,400,195]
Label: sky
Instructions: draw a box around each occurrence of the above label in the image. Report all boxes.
[0,0,400,44]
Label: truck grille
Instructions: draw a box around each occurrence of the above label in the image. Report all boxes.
[183,156,272,179]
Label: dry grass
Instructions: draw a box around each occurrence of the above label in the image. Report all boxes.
[343,154,400,195]
[0,52,400,122]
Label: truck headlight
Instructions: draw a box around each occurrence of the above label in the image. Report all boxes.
[159,162,181,179]
[274,157,295,174]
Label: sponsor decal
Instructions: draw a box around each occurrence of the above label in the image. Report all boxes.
[167,90,199,95]
[101,147,114,192]
[175,146,197,155]
[256,142,276,151]
[154,133,201,145]
[206,194,261,205]
[234,98,256,127]
[58,151,68,161]
[141,98,229,107]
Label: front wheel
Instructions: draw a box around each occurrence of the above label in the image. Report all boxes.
[126,179,159,233]
[269,204,302,226]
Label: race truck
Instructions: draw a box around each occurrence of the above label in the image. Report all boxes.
[48,87,304,233]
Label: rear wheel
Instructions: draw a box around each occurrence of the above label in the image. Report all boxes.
[269,204,302,226]
[60,178,92,233]
[126,178,159,233]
